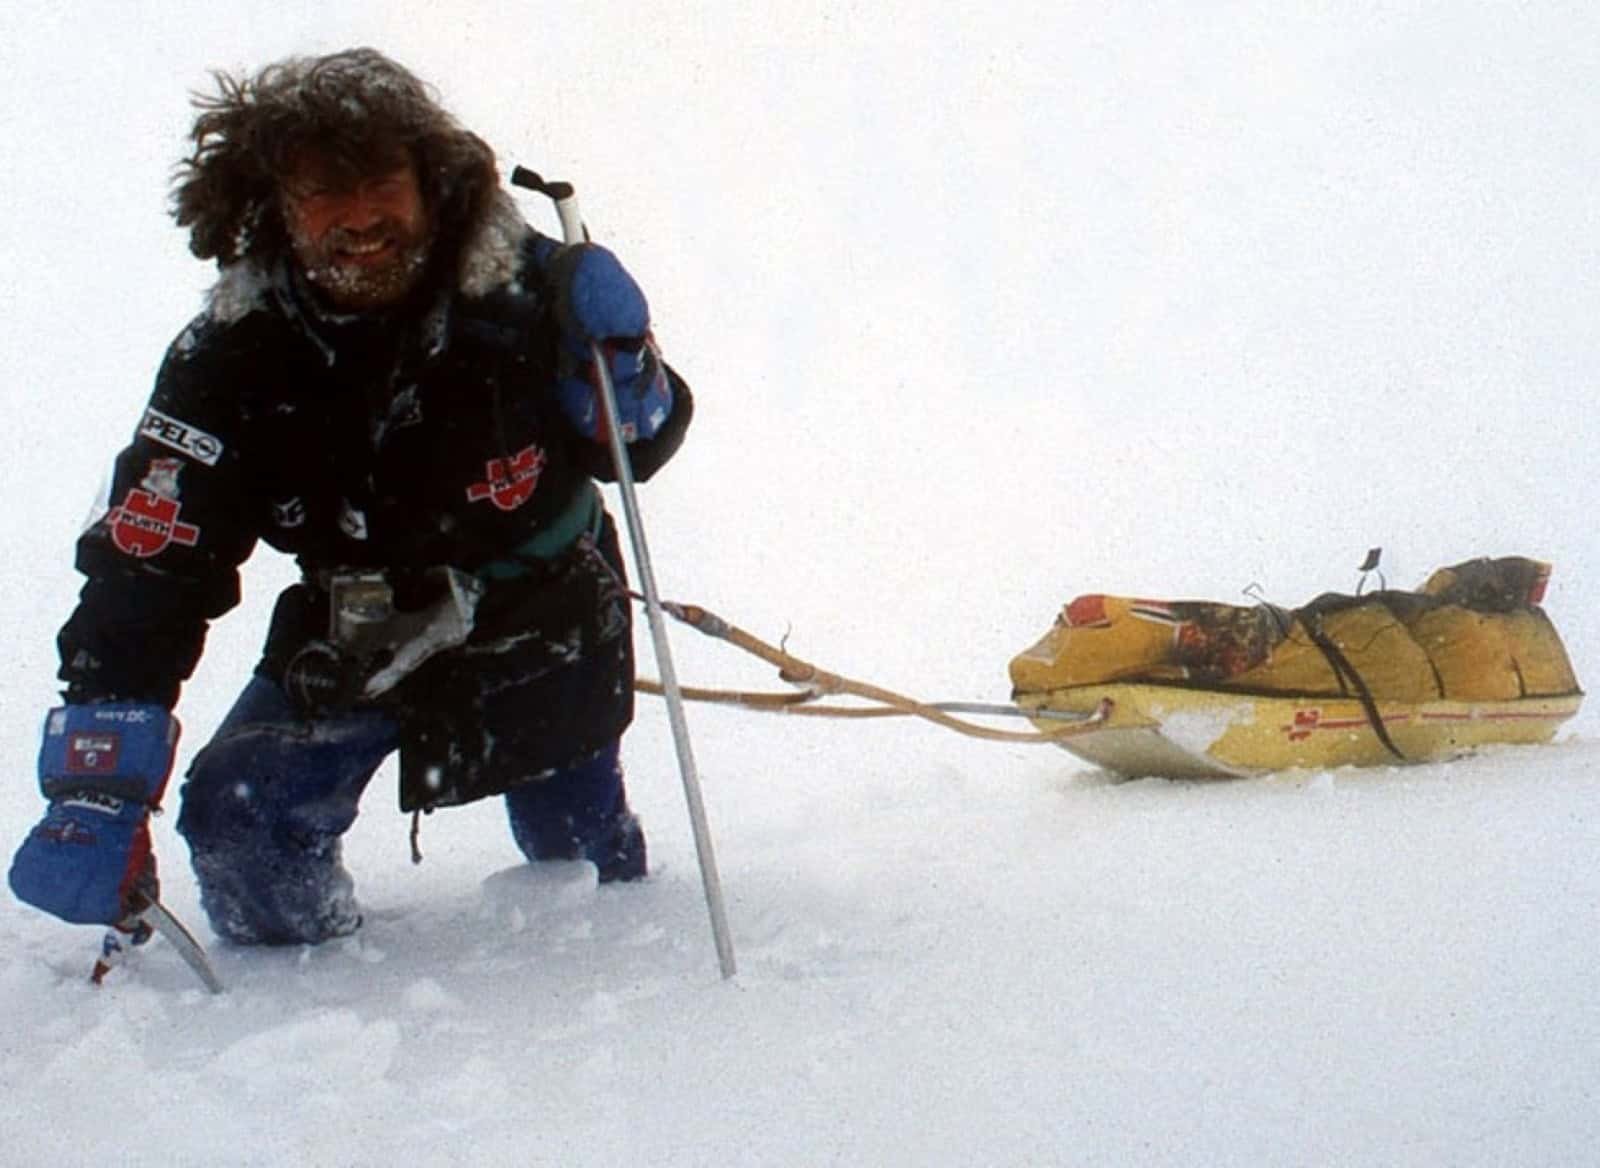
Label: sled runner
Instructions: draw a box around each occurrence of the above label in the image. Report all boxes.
[1008,556,1583,778]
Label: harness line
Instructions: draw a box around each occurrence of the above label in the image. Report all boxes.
[631,597,1111,745]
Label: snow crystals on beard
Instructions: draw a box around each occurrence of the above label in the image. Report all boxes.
[297,225,433,311]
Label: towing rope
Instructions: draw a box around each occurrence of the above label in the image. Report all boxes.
[632,597,1109,745]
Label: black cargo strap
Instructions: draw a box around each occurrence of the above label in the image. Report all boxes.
[1300,611,1407,761]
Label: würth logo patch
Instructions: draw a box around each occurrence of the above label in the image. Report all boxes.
[466,445,545,512]
[107,458,200,558]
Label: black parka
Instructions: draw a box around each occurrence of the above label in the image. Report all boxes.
[57,199,692,808]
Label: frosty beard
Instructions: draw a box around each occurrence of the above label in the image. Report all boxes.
[290,220,434,313]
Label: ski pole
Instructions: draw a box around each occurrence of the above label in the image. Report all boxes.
[511,166,736,980]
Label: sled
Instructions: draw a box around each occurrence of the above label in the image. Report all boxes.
[1011,682,1583,778]
[1008,556,1583,778]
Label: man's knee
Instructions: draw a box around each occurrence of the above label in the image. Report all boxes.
[178,733,269,853]
[179,711,393,843]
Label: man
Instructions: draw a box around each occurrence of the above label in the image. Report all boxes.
[9,48,692,947]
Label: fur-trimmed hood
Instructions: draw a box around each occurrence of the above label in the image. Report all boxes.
[205,189,533,327]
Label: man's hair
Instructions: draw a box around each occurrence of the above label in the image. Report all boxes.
[173,48,497,268]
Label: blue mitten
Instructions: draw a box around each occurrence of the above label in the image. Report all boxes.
[547,244,674,442]
[9,703,179,926]
[549,243,650,346]
[556,336,675,442]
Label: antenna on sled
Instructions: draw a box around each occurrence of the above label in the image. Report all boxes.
[1356,547,1385,595]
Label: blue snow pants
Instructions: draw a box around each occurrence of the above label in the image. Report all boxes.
[175,676,642,945]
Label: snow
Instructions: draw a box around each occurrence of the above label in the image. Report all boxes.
[3,3,1599,1165]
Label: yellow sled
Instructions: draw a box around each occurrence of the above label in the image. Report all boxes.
[1010,557,1583,778]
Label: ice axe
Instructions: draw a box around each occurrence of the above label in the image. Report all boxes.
[92,890,224,994]
[511,166,736,980]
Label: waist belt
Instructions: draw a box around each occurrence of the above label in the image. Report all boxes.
[478,482,602,580]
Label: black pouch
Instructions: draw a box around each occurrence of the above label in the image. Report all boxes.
[395,520,633,812]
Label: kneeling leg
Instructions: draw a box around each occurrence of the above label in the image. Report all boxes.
[176,678,398,945]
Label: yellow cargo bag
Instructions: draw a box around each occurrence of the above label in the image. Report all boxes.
[1011,556,1580,704]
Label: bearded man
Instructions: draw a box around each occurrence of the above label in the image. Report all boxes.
[9,48,693,947]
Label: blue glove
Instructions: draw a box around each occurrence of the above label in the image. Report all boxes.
[9,703,179,926]
[546,243,673,442]
[548,243,650,348]
[556,336,675,442]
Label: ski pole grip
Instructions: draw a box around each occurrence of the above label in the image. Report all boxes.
[511,165,585,244]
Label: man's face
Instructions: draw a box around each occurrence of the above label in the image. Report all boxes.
[280,150,433,311]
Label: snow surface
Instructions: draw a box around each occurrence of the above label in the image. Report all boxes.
[3,4,1598,1166]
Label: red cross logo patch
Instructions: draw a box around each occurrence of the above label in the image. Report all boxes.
[107,488,201,558]
[466,444,546,512]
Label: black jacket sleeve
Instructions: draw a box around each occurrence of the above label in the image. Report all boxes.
[57,317,260,706]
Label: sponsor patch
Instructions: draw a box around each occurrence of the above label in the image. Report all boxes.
[67,732,120,774]
[466,444,546,512]
[106,459,200,558]
[140,407,224,466]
